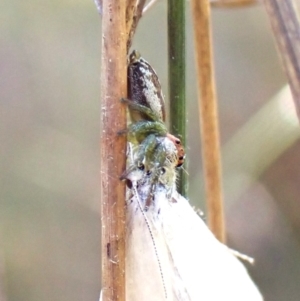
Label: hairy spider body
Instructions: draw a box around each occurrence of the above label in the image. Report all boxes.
[121,51,185,209]
[124,136,179,210]
[126,50,185,167]
[127,50,166,123]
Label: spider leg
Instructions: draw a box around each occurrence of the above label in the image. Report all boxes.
[117,120,166,143]
[144,142,168,211]
[121,135,161,185]
[128,120,167,144]
[121,98,161,122]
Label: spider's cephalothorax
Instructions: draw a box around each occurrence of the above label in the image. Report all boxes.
[124,137,179,210]
[120,97,178,209]
[121,50,185,209]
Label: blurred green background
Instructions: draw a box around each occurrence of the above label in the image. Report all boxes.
[1,1,300,300]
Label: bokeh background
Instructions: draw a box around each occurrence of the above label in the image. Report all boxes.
[1,1,300,300]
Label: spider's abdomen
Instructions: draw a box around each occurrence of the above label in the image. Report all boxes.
[128,50,166,123]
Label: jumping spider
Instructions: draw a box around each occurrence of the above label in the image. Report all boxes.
[120,50,185,209]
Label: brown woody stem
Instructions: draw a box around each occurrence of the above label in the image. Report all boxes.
[263,0,300,119]
[211,0,257,7]
[100,0,127,300]
[190,0,225,242]
[126,0,147,52]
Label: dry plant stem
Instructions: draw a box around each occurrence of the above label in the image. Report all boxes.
[211,0,257,8]
[101,0,127,300]
[126,0,137,48]
[143,0,257,14]
[143,0,159,14]
[190,0,225,242]
[126,0,147,52]
[263,0,300,118]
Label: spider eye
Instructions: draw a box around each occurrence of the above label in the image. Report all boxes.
[161,167,166,174]
[175,139,181,144]
[138,163,145,171]
[146,170,151,176]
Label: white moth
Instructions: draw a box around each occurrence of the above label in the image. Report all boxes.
[125,140,263,301]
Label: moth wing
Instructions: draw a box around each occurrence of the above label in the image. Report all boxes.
[125,178,263,301]
[162,192,263,301]
[126,188,173,301]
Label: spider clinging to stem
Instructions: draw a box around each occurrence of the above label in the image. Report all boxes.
[123,50,185,168]
[120,50,185,209]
